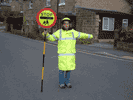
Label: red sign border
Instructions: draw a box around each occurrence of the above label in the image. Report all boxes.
[36,8,57,28]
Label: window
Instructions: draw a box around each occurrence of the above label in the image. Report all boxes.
[29,0,33,9]
[122,19,128,29]
[46,0,51,6]
[61,0,65,3]
[102,17,114,31]
[59,0,65,6]
[123,19,128,23]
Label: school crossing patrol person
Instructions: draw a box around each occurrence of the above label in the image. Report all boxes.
[42,17,93,89]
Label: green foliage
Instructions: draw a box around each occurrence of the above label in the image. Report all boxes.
[79,38,90,44]
[23,16,27,24]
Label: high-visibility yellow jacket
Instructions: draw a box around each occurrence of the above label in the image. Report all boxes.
[42,29,93,71]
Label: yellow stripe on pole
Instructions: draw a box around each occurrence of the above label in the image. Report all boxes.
[42,67,44,80]
[43,42,46,54]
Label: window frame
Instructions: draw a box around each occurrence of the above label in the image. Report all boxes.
[28,1,33,9]
[122,19,128,24]
[46,0,51,7]
[59,0,65,6]
[122,19,128,30]
[102,17,114,31]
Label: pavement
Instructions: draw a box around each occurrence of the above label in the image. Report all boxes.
[46,40,133,61]
[1,24,133,60]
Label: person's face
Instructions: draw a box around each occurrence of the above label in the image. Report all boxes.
[63,21,70,30]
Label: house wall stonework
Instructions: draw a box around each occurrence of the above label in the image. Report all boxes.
[75,8,99,40]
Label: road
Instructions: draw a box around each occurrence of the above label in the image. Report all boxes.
[0,31,133,100]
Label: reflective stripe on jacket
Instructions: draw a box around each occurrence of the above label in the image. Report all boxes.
[42,29,92,54]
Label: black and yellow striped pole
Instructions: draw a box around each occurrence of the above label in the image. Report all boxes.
[36,8,57,92]
[41,29,47,92]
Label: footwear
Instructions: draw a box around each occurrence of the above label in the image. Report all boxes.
[65,83,72,88]
[59,84,66,89]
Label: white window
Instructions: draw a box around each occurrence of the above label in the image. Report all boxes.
[59,0,65,6]
[123,19,128,23]
[29,1,33,9]
[122,19,128,29]
[46,0,51,6]
[102,17,114,31]
[20,11,24,13]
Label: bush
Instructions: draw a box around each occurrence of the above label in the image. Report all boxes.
[76,39,93,44]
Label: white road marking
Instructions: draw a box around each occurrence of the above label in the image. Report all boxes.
[78,50,133,62]
[51,56,57,58]
[45,42,133,62]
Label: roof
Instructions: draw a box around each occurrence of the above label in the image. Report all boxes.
[59,11,76,16]
[75,5,133,16]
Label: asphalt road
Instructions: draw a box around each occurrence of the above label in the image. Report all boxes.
[0,32,133,100]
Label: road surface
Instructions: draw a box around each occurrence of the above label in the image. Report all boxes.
[0,31,133,100]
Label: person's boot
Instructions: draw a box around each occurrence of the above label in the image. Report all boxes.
[59,84,66,89]
[65,83,72,88]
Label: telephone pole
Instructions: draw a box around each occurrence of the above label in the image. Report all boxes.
[56,0,59,29]
[50,0,59,33]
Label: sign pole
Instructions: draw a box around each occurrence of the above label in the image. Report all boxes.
[36,8,57,92]
[41,29,46,92]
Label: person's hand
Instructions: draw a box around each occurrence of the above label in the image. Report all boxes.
[43,29,48,35]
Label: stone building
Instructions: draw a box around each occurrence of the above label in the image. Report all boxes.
[0,0,11,24]
[41,0,133,41]
[3,0,133,41]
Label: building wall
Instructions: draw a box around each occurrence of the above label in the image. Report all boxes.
[10,0,21,11]
[0,4,11,24]
[9,0,132,40]
[75,8,98,40]
[98,13,133,39]
[73,0,133,40]
[23,0,46,36]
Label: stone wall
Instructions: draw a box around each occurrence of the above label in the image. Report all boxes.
[75,8,99,41]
